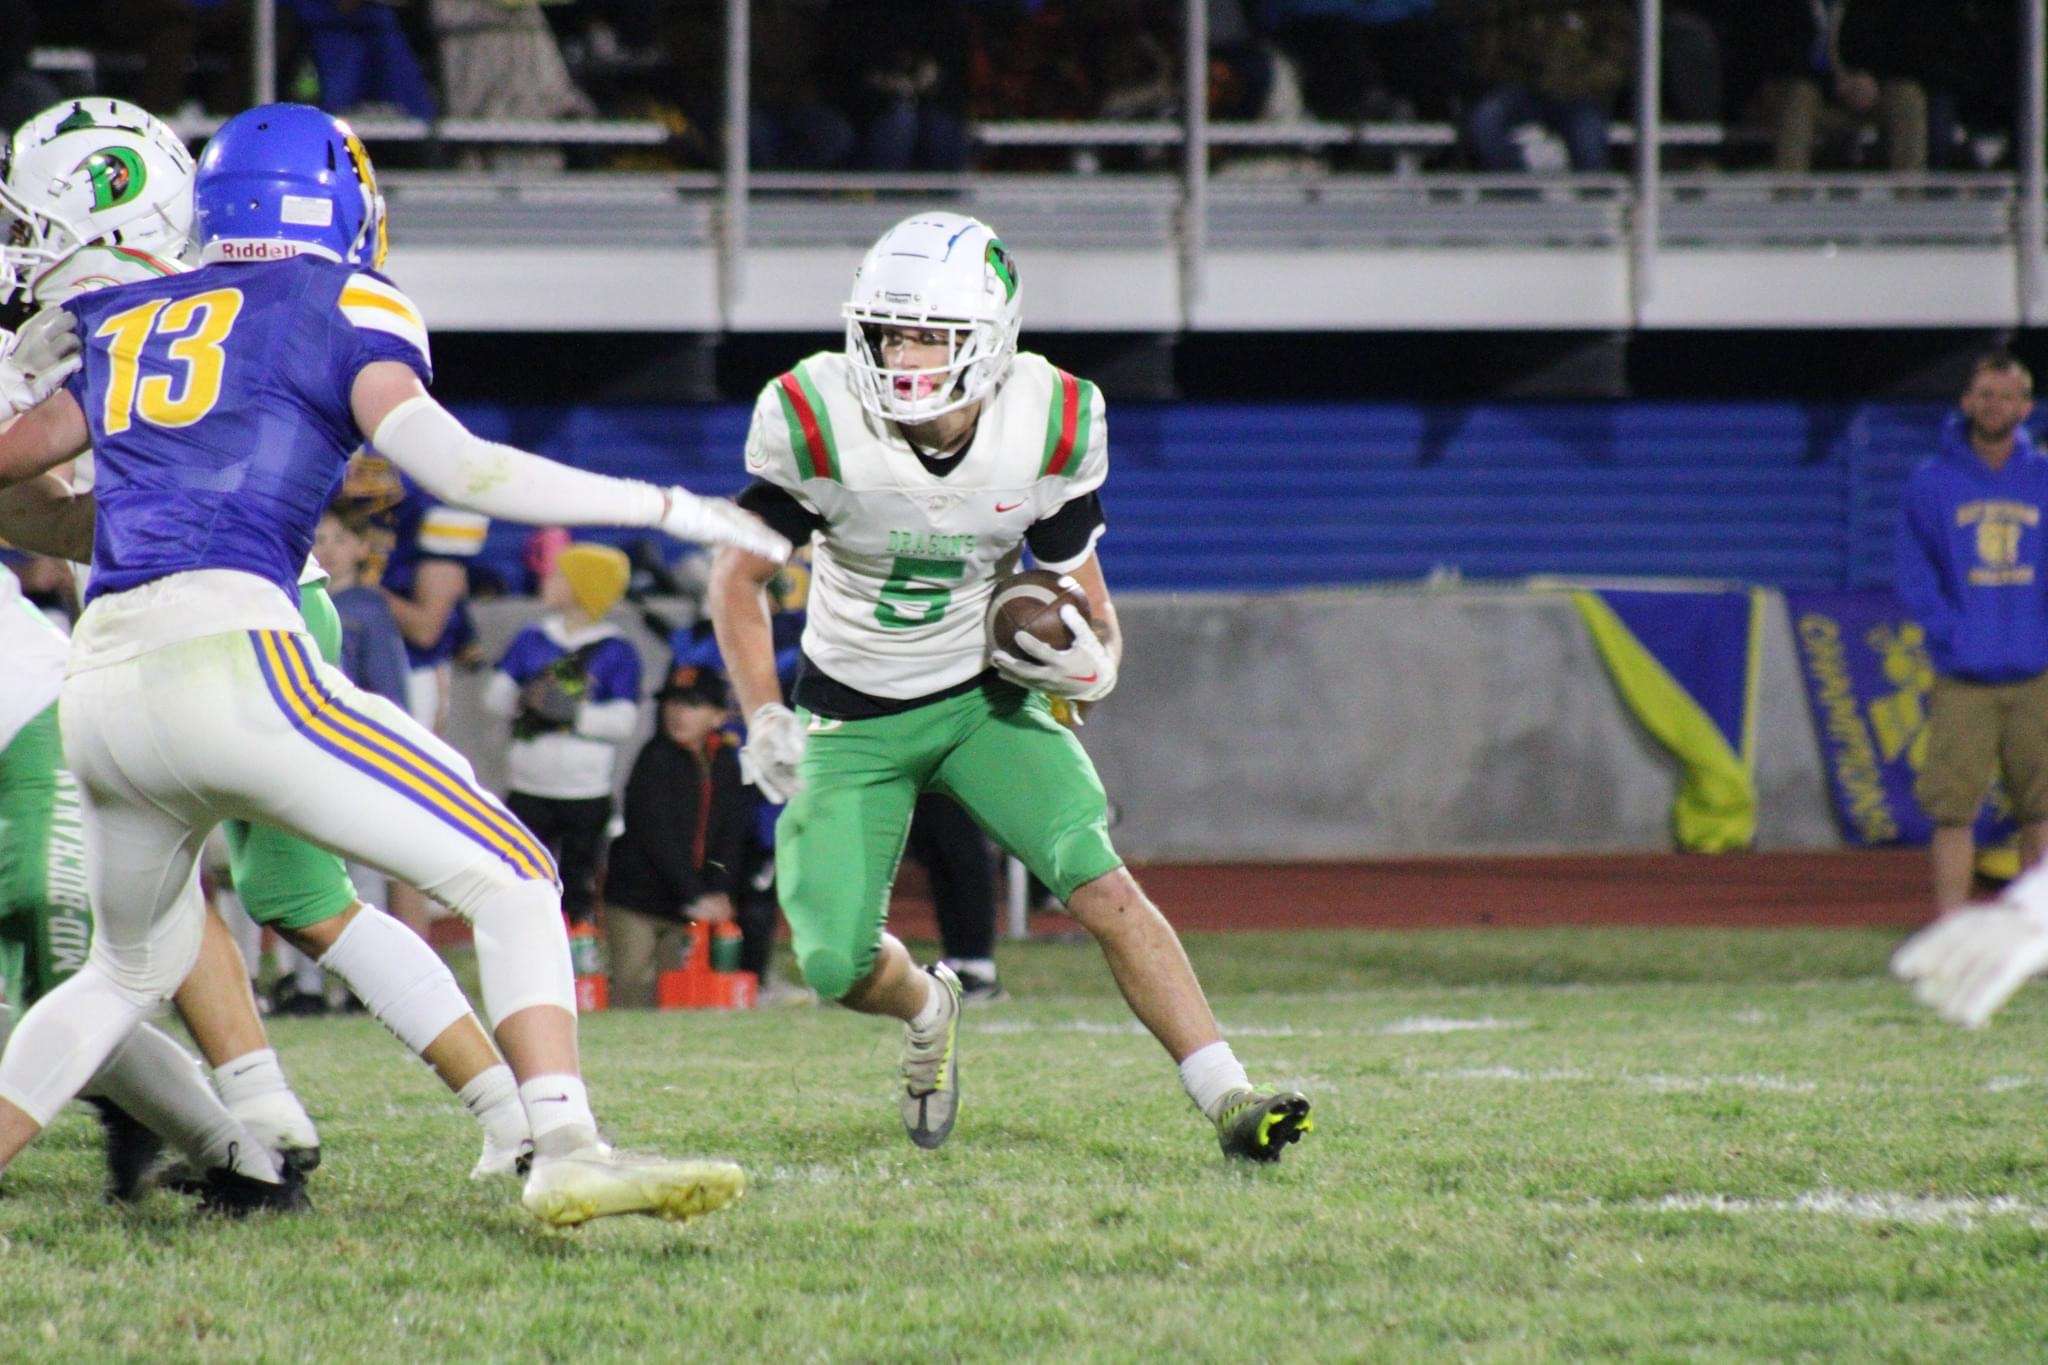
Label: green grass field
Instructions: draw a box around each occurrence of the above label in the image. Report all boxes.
[9,927,2048,1361]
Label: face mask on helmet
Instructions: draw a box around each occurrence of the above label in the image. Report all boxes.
[842,215,1022,425]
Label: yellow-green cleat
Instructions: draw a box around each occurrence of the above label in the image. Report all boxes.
[521,1144,746,1228]
[900,963,963,1150]
[1215,1088,1313,1162]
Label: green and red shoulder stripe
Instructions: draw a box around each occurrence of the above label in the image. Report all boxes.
[773,362,841,481]
[1039,367,1100,479]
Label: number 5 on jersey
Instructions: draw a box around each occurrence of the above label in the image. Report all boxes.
[97,288,245,434]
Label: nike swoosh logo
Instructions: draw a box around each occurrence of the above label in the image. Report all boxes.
[994,500,1026,513]
[230,1063,261,1078]
[534,1093,570,1104]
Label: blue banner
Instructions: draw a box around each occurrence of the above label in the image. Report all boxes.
[1784,589,2012,847]
[1573,589,1762,852]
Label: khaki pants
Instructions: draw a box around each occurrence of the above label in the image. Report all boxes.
[1749,77,1928,172]
[604,906,690,1010]
[1918,672,2048,826]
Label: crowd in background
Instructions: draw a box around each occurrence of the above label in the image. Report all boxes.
[1,0,2025,174]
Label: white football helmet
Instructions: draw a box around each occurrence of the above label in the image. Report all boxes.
[842,212,1022,423]
[0,99,197,305]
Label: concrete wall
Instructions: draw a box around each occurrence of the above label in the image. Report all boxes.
[448,586,1845,862]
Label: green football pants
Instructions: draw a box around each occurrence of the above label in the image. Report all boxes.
[0,703,92,1011]
[776,681,1122,999]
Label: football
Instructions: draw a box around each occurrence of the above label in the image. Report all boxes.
[986,568,1092,658]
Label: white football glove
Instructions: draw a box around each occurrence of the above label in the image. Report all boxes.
[0,307,81,417]
[991,604,1117,702]
[659,487,792,564]
[1891,900,2048,1028]
[739,702,807,804]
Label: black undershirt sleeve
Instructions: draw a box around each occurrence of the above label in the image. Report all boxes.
[1024,491,1106,567]
[737,480,828,543]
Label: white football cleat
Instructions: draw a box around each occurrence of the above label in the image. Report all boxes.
[520,1144,746,1228]
[228,1091,322,1173]
[1892,901,2048,1028]
[470,1131,534,1181]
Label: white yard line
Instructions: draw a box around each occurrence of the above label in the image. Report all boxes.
[1594,1191,2048,1229]
[970,1016,1527,1039]
[1422,1066,1814,1093]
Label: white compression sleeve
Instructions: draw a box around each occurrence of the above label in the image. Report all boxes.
[317,907,476,1056]
[371,394,668,529]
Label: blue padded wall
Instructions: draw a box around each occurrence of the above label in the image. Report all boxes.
[441,399,1975,593]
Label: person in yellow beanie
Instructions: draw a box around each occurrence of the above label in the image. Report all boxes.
[482,541,643,928]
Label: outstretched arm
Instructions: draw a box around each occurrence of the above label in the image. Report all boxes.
[348,362,788,561]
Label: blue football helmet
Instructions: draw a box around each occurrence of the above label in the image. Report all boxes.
[193,103,387,269]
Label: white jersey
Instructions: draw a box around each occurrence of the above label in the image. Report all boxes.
[32,245,325,593]
[0,565,70,750]
[745,350,1107,700]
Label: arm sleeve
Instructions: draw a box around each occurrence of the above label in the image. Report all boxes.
[737,481,827,543]
[370,394,668,529]
[1893,471,1959,653]
[623,746,703,905]
[1025,491,1106,572]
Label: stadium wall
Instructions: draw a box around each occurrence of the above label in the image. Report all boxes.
[444,397,1952,594]
[448,588,1844,862]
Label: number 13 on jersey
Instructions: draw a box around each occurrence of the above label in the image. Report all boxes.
[95,287,245,434]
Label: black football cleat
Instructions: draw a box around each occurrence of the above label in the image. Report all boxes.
[87,1098,166,1204]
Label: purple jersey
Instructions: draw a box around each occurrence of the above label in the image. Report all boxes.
[62,255,433,604]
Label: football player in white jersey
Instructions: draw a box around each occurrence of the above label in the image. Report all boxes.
[707,212,1313,1161]
[0,100,537,1187]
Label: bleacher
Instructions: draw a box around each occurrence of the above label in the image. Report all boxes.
[444,398,1956,594]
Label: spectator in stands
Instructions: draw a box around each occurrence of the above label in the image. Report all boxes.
[1462,0,1633,173]
[751,0,856,171]
[1894,352,2048,913]
[1839,0,2005,170]
[280,0,439,121]
[432,0,596,167]
[602,665,748,1009]
[1731,0,1928,172]
[0,1,59,133]
[316,505,412,711]
[829,0,973,171]
[1259,0,1465,124]
[482,542,641,930]
[122,0,253,116]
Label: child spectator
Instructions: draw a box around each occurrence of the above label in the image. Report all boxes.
[315,506,411,710]
[603,665,748,1009]
[483,542,641,929]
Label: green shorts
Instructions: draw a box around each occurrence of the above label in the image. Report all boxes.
[221,580,360,930]
[0,703,93,1011]
[775,679,1122,999]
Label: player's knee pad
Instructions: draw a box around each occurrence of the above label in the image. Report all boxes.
[317,906,473,1054]
[463,879,575,1026]
[794,934,883,1002]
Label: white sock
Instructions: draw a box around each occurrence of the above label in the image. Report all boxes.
[1178,1041,1250,1122]
[519,1075,596,1156]
[907,970,949,1035]
[91,1025,281,1182]
[458,1064,529,1148]
[213,1048,292,1108]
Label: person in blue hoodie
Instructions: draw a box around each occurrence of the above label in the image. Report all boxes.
[1895,351,2048,911]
